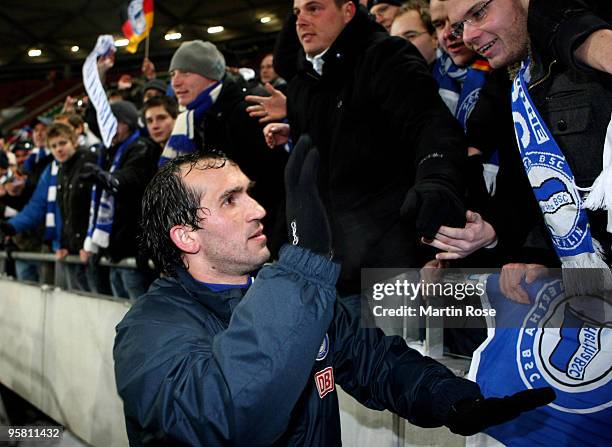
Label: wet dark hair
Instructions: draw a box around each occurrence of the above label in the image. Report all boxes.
[140,151,232,276]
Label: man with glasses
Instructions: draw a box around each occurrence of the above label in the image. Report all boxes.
[426,0,501,237]
[425,4,612,446]
[429,0,612,290]
[367,0,402,31]
[447,0,522,69]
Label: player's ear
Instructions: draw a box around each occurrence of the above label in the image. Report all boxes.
[169,225,200,255]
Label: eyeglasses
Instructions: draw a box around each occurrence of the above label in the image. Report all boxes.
[450,0,496,40]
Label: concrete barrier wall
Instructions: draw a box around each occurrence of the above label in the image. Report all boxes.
[0,279,130,446]
[0,278,468,447]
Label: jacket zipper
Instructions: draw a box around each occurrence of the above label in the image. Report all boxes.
[528,59,557,92]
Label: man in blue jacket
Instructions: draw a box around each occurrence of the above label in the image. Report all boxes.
[113,136,554,446]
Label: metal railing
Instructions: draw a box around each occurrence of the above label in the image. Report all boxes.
[0,250,137,268]
[0,250,469,370]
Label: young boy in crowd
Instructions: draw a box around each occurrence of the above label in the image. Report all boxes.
[0,123,96,291]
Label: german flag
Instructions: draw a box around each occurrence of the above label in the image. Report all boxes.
[471,59,491,72]
[120,0,154,54]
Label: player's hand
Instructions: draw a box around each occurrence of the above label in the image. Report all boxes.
[285,134,331,256]
[79,249,90,264]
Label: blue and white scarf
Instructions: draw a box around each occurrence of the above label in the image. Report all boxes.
[433,50,498,194]
[82,35,118,148]
[158,82,223,167]
[44,160,60,242]
[83,130,140,253]
[511,58,612,293]
[433,50,490,129]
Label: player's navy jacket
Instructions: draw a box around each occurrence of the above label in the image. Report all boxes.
[114,245,481,446]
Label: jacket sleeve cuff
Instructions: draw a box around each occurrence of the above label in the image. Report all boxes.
[278,244,341,286]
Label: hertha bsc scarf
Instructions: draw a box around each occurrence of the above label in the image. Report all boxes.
[511,58,612,295]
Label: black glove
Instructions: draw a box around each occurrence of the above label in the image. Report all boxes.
[80,162,120,194]
[447,387,556,436]
[285,134,332,256]
[401,179,466,240]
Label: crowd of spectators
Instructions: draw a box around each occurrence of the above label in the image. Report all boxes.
[0,0,610,333]
[0,0,609,444]
[0,43,289,299]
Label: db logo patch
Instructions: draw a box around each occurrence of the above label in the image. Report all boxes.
[314,367,335,399]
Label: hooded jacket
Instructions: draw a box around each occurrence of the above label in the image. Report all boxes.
[114,245,482,446]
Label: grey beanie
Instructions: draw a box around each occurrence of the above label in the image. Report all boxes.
[169,40,226,81]
[111,101,140,130]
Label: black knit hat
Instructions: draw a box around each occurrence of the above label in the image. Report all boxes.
[143,78,167,95]
[111,101,140,130]
[367,0,402,10]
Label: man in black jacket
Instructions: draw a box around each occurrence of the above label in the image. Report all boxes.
[80,101,159,299]
[268,0,469,295]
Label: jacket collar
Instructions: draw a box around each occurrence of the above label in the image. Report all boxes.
[205,76,246,118]
[174,267,247,322]
[60,147,83,170]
